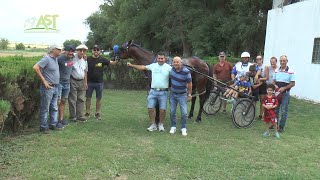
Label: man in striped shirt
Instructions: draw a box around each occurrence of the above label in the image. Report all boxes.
[169,56,192,136]
[272,55,295,133]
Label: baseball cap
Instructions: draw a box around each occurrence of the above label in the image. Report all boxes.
[64,45,76,51]
[76,44,88,50]
[92,45,100,49]
[48,44,62,51]
[219,52,226,57]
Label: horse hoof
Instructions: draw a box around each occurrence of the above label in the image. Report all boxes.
[188,116,193,120]
[196,119,201,123]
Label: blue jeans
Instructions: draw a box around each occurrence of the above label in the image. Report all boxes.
[276,91,290,128]
[39,85,59,128]
[170,93,188,129]
[58,82,70,100]
[147,89,168,110]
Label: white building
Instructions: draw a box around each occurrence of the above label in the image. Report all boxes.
[264,0,320,103]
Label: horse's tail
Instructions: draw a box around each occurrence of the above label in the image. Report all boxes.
[205,62,213,100]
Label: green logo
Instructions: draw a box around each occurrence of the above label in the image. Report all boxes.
[24,15,59,33]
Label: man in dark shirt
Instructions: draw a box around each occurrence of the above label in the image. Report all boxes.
[85,45,117,120]
[57,45,75,126]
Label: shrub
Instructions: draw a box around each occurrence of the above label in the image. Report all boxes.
[0,100,11,133]
[0,38,9,50]
[15,43,25,50]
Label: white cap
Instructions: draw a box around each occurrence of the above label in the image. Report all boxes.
[48,44,62,51]
[76,44,88,50]
[241,52,250,58]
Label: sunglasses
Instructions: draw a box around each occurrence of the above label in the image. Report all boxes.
[93,49,100,51]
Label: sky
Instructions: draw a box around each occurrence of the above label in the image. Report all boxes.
[0,0,103,45]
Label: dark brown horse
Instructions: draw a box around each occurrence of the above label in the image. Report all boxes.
[112,40,212,122]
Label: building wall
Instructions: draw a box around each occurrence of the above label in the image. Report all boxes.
[264,0,320,102]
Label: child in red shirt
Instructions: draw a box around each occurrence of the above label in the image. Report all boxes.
[262,84,280,138]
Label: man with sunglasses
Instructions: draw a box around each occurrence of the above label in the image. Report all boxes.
[68,44,88,122]
[85,45,117,120]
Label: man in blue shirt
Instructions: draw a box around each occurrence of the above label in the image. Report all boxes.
[57,45,75,127]
[127,52,172,132]
[169,56,192,136]
[272,55,295,133]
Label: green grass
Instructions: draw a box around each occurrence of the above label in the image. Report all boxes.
[1,90,320,179]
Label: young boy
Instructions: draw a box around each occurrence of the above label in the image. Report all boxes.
[224,73,251,99]
[262,84,280,138]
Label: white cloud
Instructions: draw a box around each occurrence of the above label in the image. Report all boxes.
[0,0,102,45]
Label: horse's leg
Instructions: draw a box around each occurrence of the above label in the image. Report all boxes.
[196,93,206,123]
[188,86,197,119]
[155,103,160,125]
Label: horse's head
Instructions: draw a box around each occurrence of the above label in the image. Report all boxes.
[111,40,134,61]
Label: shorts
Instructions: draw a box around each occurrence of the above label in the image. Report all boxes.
[86,82,104,100]
[264,117,277,124]
[147,89,168,110]
[58,82,70,100]
[259,83,267,95]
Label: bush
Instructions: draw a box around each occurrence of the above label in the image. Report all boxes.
[15,43,25,50]
[0,99,11,133]
[0,38,9,50]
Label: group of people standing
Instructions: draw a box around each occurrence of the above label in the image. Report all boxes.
[34,44,116,133]
[214,51,295,138]
[34,44,295,137]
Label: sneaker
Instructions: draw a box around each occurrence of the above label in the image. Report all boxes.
[275,132,280,138]
[262,131,270,137]
[158,123,165,131]
[181,128,187,136]
[169,127,176,134]
[40,127,51,134]
[85,113,90,119]
[60,119,69,126]
[49,124,63,131]
[147,124,157,131]
[56,122,65,129]
[94,113,102,120]
[77,116,87,122]
[278,127,284,133]
[70,117,77,122]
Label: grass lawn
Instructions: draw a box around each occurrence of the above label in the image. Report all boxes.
[1,90,320,179]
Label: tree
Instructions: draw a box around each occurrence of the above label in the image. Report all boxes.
[15,43,25,50]
[0,38,9,50]
[63,39,82,48]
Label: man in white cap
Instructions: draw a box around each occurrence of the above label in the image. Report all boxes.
[33,44,64,133]
[68,44,88,122]
[231,52,254,82]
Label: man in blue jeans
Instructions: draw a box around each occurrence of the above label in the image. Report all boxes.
[169,56,192,136]
[33,44,63,133]
[57,45,75,127]
[273,55,295,133]
[127,52,172,131]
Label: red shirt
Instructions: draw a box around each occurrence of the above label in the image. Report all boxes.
[263,95,278,119]
[213,61,233,82]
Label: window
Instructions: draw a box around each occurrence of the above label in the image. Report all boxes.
[312,38,320,64]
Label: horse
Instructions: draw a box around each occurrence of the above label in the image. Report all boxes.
[112,40,212,122]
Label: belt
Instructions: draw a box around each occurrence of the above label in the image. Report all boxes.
[48,83,58,87]
[151,88,168,91]
[172,91,186,94]
[71,76,83,81]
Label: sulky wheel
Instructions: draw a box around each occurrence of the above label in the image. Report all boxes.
[232,98,256,128]
[203,90,222,116]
